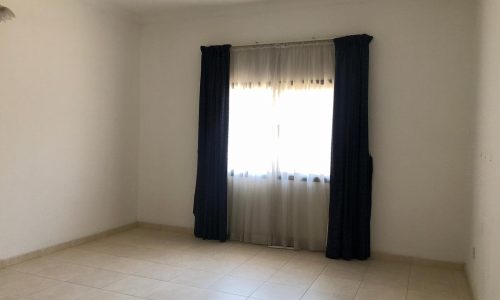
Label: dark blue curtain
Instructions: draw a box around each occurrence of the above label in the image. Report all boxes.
[193,45,231,242]
[326,34,373,260]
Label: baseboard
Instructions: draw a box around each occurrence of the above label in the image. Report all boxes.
[1,221,464,273]
[371,251,465,270]
[137,221,193,235]
[136,222,464,270]
[0,222,138,269]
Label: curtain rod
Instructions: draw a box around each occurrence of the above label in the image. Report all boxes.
[231,37,334,50]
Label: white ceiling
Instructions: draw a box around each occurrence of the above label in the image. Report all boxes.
[93,0,273,14]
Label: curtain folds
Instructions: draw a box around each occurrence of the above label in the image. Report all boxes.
[326,34,373,260]
[228,42,334,250]
[230,41,334,87]
[193,44,231,242]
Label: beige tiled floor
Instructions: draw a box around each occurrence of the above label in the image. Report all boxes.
[0,228,473,300]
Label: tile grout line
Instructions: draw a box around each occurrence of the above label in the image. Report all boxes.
[351,262,368,300]
[405,261,414,300]
[242,247,293,299]
[298,260,328,299]
[3,228,471,300]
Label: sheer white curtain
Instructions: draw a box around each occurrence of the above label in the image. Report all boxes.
[228,42,334,251]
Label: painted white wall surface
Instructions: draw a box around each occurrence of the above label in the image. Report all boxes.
[138,0,476,262]
[467,0,500,299]
[0,0,140,260]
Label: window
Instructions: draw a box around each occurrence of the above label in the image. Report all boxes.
[228,42,334,179]
[227,42,334,250]
[228,83,333,177]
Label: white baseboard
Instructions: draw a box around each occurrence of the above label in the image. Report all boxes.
[1,221,465,273]
[137,221,465,270]
[371,251,464,270]
[0,222,138,269]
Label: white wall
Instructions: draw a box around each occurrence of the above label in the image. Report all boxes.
[0,0,140,260]
[467,0,500,299]
[138,0,477,262]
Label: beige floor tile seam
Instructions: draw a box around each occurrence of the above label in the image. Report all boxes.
[0,223,139,270]
[62,238,272,299]
[12,235,266,299]
[6,265,247,300]
[9,255,439,300]
[296,262,329,300]
[47,247,248,278]
[406,261,463,300]
[5,255,196,298]
[350,260,416,300]
[0,269,150,300]
[79,237,269,267]
[3,263,468,300]
[206,245,316,299]
[403,261,414,300]
[2,223,464,271]
[404,266,411,300]
[2,229,471,300]
[227,277,267,298]
[86,239,190,253]
[235,248,295,299]
[7,258,135,284]
[350,263,367,300]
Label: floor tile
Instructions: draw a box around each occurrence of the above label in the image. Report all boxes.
[310,274,360,298]
[282,258,327,273]
[362,269,409,288]
[409,277,458,298]
[268,268,322,286]
[246,255,290,270]
[49,249,118,269]
[132,262,183,282]
[322,262,367,281]
[68,268,127,288]
[35,262,95,281]
[322,269,365,282]
[229,263,277,281]
[145,282,203,300]
[293,251,331,263]
[0,271,59,298]
[76,289,143,299]
[100,257,155,274]
[8,258,58,274]
[25,282,92,300]
[355,283,407,300]
[0,296,21,300]
[0,228,474,300]
[410,266,456,287]
[367,260,411,276]
[193,289,247,300]
[209,275,264,296]
[250,282,308,300]
[170,269,222,289]
[103,275,164,297]
[302,289,354,300]
[406,290,459,300]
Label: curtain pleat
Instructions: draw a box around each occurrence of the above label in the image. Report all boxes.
[327,34,373,260]
[228,42,334,250]
[193,44,231,242]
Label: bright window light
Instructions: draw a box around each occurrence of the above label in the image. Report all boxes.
[228,85,333,177]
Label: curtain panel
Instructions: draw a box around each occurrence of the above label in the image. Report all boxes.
[228,42,335,250]
[327,34,373,260]
[193,44,231,242]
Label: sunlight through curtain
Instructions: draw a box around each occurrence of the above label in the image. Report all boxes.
[228,41,334,250]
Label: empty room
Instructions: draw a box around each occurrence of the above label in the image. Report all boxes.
[0,0,498,299]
